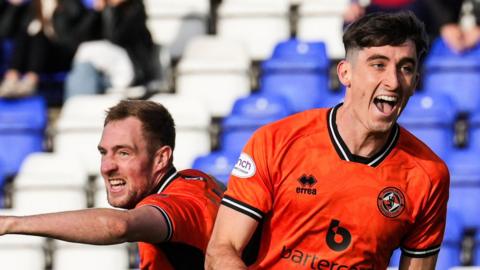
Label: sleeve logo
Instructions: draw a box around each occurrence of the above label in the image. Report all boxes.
[231,152,256,178]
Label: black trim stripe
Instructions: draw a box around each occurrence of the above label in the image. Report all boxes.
[222,195,264,222]
[156,167,179,194]
[151,205,174,241]
[327,103,399,167]
[401,245,441,258]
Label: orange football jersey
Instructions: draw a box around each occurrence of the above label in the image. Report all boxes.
[136,168,223,270]
[223,104,449,269]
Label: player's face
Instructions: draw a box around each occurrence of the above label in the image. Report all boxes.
[98,117,155,209]
[341,40,418,134]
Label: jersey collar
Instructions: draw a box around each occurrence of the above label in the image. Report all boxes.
[156,166,179,194]
[327,103,399,167]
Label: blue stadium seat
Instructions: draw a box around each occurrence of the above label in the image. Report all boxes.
[0,96,47,177]
[475,230,480,265]
[471,108,480,150]
[398,91,456,160]
[316,87,345,108]
[192,150,239,185]
[447,148,480,229]
[423,38,480,113]
[260,39,330,112]
[221,93,294,155]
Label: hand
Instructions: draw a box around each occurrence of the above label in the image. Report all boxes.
[441,24,466,53]
[343,3,365,24]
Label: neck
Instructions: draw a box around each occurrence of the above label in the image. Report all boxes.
[335,105,392,158]
[151,165,176,194]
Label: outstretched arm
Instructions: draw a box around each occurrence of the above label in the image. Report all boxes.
[399,254,438,270]
[0,205,168,245]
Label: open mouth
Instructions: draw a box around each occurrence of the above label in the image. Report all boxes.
[373,95,398,115]
[108,178,126,191]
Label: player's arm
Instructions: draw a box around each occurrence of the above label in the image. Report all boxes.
[0,205,168,245]
[205,205,259,270]
[399,254,438,270]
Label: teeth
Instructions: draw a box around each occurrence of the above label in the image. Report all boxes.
[109,179,126,186]
[377,95,397,102]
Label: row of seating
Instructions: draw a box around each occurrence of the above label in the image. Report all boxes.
[145,0,350,60]
[0,228,132,270]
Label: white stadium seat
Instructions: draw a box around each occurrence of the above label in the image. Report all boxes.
[144,0,209,58]
[297,0,350,59]
[54,94,123,176]
[176,35,251,117]
[149,94,211,169]
[52,241,129,270]
[0,209,46,270]
[217,0,290,60]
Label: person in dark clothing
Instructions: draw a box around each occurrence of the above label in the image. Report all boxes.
[344,0,479,52]
[64,0,159,101]
[0,0,98,98]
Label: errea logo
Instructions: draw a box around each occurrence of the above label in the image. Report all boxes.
[231,153,256,178]
[296,175,317,195]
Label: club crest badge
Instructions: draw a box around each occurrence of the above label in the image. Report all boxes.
[377,187,405,218]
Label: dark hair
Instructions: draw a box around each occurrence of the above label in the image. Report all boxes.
[343,11,429,60]
[104,100,176,156]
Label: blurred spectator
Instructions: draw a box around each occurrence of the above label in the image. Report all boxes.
[0,0,98,98]
[64,0,159,101]
[344,0,480,53]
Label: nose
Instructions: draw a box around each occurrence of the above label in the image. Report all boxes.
[383,66,400,91]
[101,155,118,176]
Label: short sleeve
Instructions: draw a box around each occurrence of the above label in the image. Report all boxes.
[401,164,450,258]
[137,193,209,247]
[222,127,274,222]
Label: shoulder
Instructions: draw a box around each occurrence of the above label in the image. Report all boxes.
[254,108,329,143]
[396,126,449,186]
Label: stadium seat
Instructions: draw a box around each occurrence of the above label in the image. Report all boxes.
[471,108,480,150]
[423,38,480,114]
[217,0,290,60]
[13,153,88,213]
[176,36,251,117]
[296,0,350,59]
[260,39,330,112]
[52,241,129,270]
[0,210,46,270]
[144,0,209,58]
[149,94,211,169]
[0,96,47,177]
[94,175,111,208]
[475,231,480,265]
[54,94,122,176]
[397,92,456,160]
[192,150,239,184]
[221,92,293,155]
[447,148,480,230]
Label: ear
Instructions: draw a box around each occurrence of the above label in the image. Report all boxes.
[152,145,173,173]
[337,60,352,87]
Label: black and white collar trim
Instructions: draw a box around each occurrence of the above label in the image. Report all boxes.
[156,167,179,194]
[327,103,399,167]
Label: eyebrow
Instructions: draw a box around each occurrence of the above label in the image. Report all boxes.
[97,144,134,152]
[366,54,417,66]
